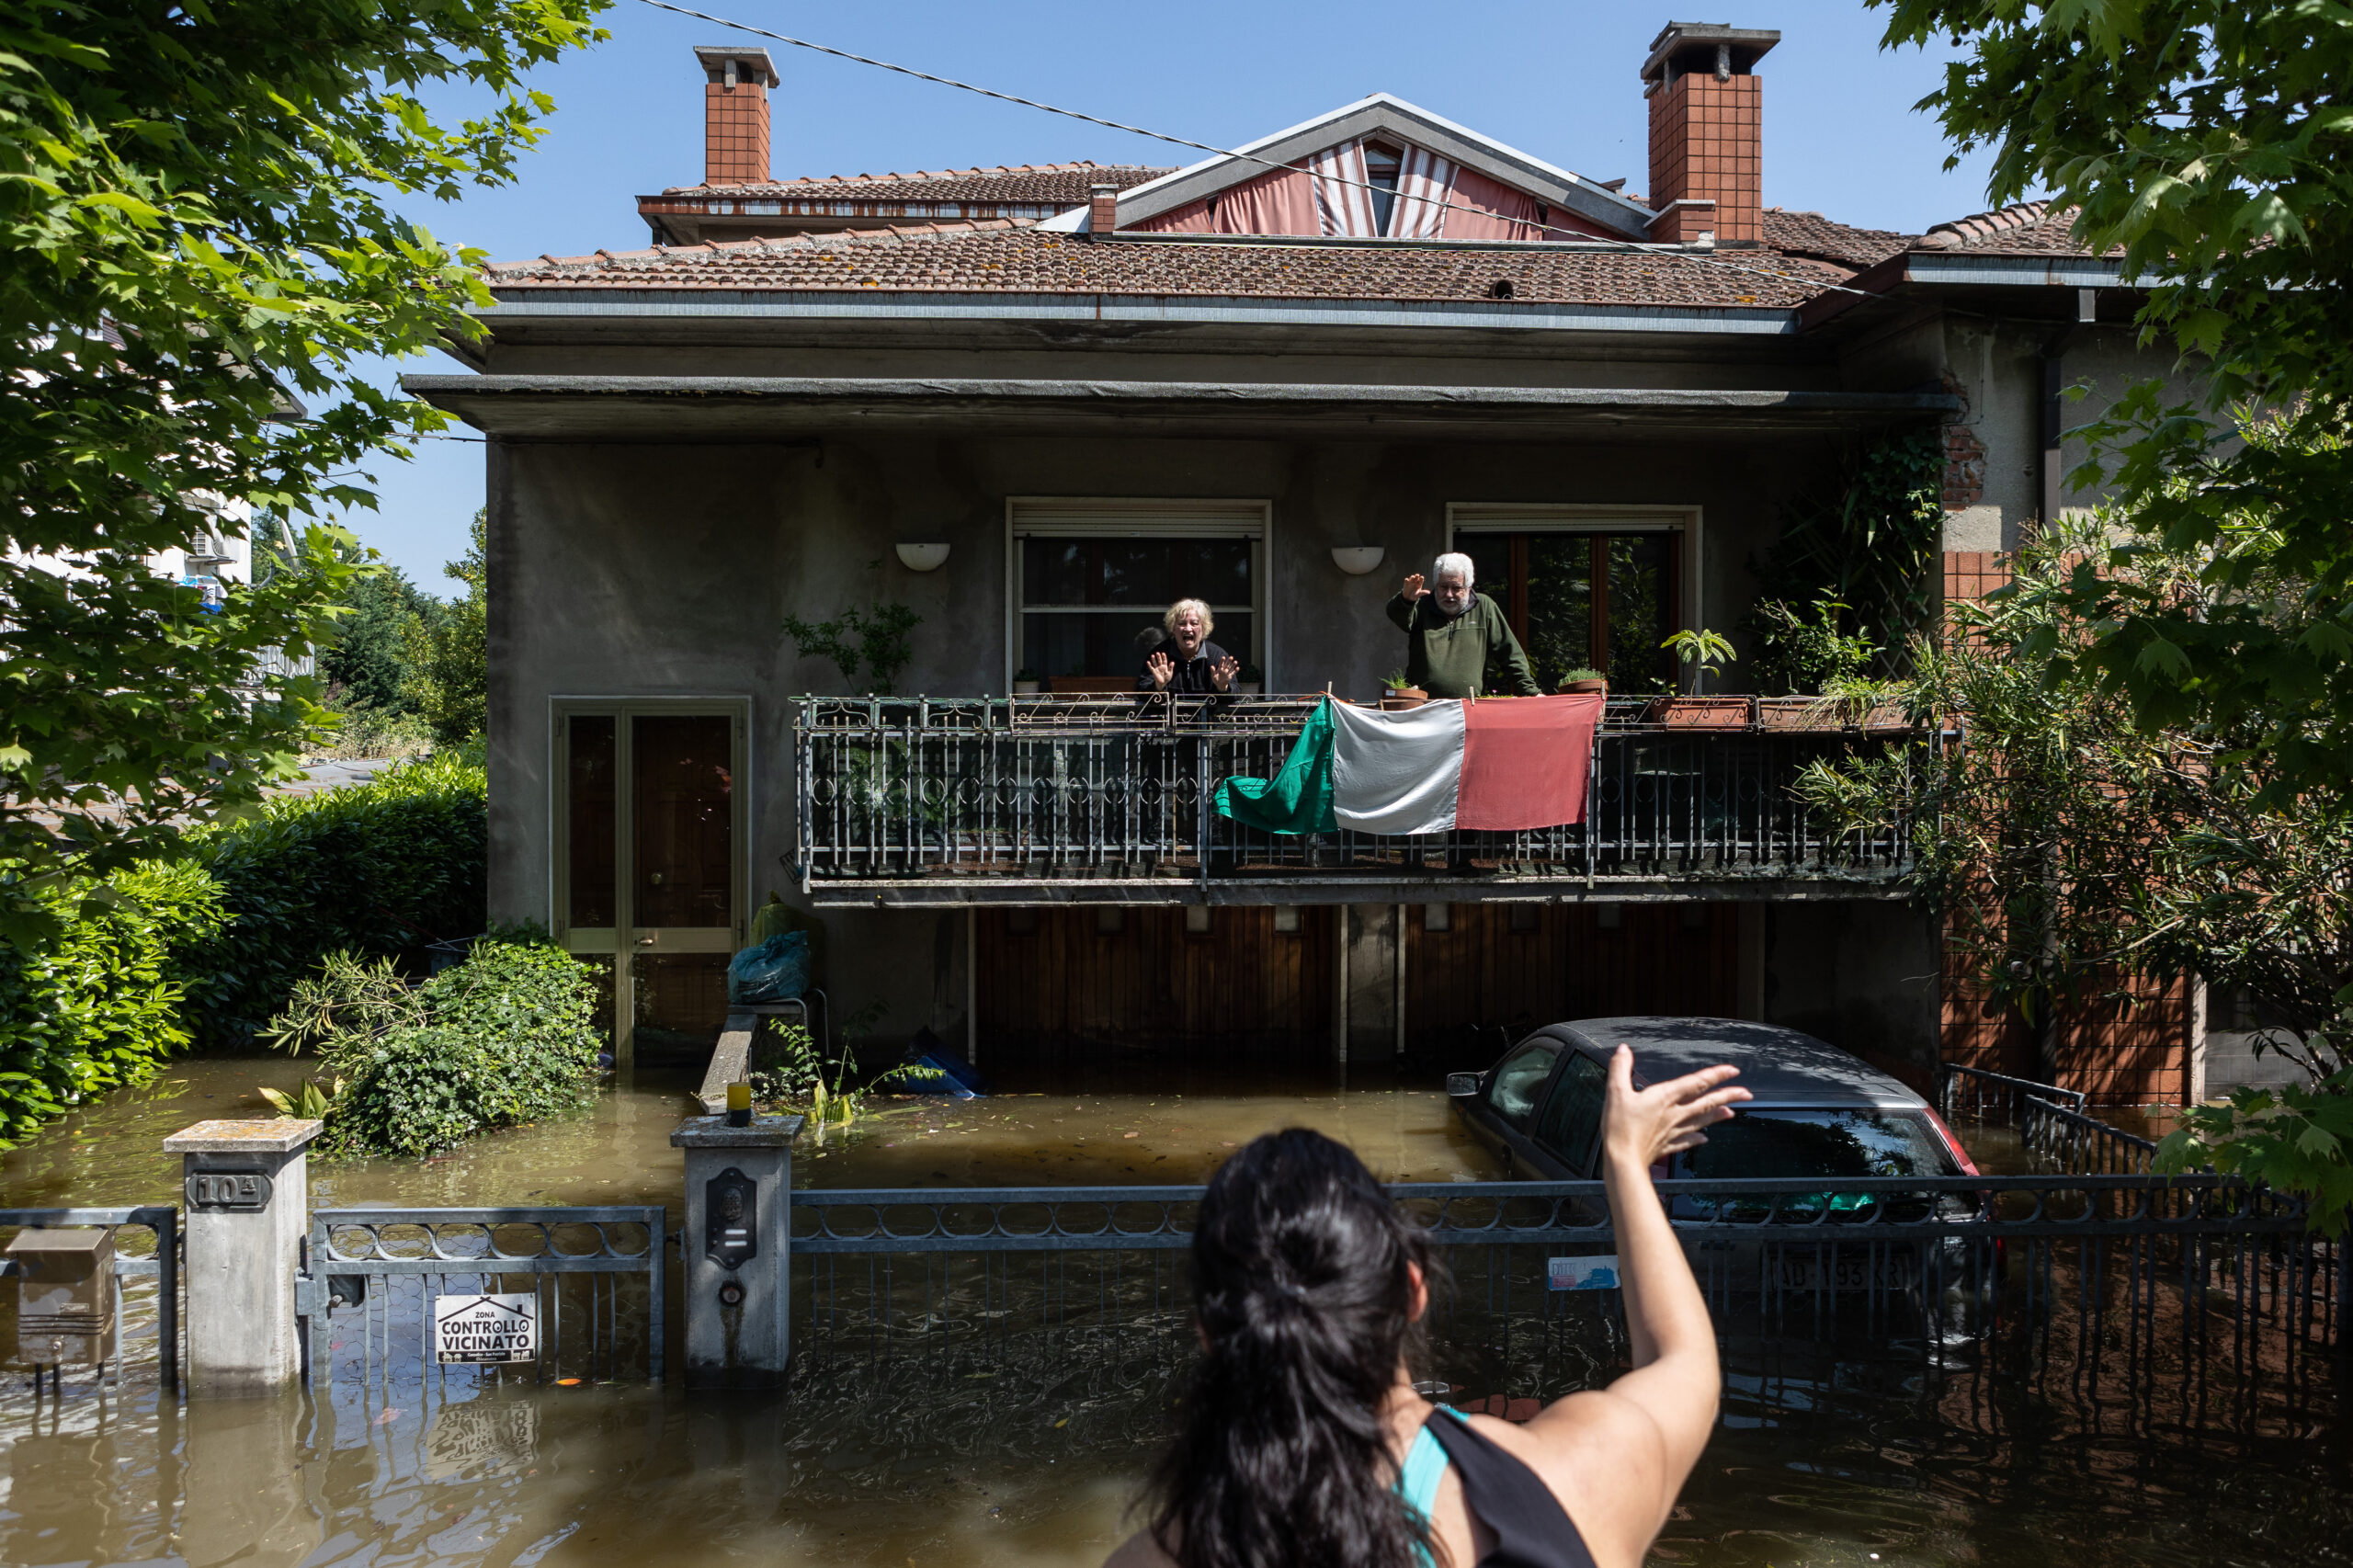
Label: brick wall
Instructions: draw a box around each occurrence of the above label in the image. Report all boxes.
[703,77,769,186]
[1936,550,2194,1106]
[1646,74,1762,244]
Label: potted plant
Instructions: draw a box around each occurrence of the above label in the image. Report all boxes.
[1235,664,1264,696]
[1012,666,1041,696]
[1381,668,1427,710]
[1649,630,1752,729]
[1556,667,1608,696]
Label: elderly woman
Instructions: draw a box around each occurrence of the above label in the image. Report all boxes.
[1387,551,1540,699]
[1139,598,1241,695]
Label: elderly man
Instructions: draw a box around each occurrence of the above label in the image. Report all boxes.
[1386,552,1540,699]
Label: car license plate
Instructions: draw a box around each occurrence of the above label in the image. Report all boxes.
[1777,1251,1914,1293]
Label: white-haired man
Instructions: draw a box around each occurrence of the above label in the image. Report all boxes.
[1386,552,1540,699]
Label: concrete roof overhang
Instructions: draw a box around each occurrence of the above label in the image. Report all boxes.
[1799,252,2138,333]
[404,372,1959,442]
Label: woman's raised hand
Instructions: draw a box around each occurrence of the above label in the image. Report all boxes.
[1144,650,1175,690]
[1601,1044,1748,1171]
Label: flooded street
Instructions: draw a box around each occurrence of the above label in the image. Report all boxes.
[0,1058,2346,1567]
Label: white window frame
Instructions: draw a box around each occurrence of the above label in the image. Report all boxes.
[1004,497,1274,689]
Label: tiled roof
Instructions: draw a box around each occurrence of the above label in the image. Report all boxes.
[1760,208,1912,268]
[1916,199,2102,254]
[662,163,1173,203]
[489,220,1859,309]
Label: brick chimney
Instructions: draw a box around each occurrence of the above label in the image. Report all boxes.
[694,45,780,187]
[1088,182,1120,238]
[1640,22,1779,245]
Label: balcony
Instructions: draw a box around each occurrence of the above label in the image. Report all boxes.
[790,696,1935,906]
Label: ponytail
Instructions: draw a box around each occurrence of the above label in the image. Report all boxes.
[1149,1130,1445,1568]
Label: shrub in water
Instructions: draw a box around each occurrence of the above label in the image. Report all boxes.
[266,937,601,1159]
[0,752,488,1150]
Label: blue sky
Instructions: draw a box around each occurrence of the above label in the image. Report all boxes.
[351,0,2001,592]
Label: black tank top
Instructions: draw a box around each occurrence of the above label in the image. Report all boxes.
[1423,1409,1601,1568]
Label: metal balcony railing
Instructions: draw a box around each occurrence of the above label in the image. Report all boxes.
[790,695,1938,901]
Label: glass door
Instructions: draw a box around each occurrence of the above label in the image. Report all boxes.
[558,703,746,1066]
[1457,530,1682,693]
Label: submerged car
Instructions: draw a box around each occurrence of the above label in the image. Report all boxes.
[1447,1017,1990,1314]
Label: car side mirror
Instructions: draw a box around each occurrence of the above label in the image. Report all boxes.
[1445,1073,1480,1097]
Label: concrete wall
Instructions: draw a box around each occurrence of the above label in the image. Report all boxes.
[488,426,1844,1041]
[1939,316,2213,551]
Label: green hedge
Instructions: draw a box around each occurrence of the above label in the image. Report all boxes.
[179,750,488,1048]
[0,752,488,1146]
[0,861,226,1145]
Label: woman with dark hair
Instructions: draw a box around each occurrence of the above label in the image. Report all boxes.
[1107,1045,1745,1568]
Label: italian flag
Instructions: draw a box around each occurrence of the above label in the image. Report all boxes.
[1216,694,1605,835]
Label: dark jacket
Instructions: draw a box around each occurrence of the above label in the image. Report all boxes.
[1385,592,1540,699]
[1135,638,1235,696]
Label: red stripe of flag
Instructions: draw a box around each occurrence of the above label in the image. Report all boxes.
[1455,693,1604,830]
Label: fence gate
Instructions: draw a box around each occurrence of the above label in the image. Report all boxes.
[299,1207,665,1387]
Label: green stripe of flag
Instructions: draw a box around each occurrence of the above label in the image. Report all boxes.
[1214,699,1337,835]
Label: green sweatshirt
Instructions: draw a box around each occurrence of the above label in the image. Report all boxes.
[1385,591,1540,699]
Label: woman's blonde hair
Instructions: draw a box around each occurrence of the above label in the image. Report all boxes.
[1163,597,1215,637]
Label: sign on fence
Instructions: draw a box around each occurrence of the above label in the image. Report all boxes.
[1548,1255,1620,1291]
[433,1294,537,1364]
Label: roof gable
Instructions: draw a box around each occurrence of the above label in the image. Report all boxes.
[1108,94,1654,240]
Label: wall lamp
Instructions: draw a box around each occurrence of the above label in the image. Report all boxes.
[893,542,951,572]
[1330,547,1385,575]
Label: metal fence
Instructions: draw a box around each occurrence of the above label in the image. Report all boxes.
[299,1207,665,1388]
[0,1206,177,1388]
[791,695,1935,894]
[1940,1063,2159,1175]
[787,1175,2341,1416]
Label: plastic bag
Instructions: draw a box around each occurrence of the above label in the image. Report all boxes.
[727,930,809,1005]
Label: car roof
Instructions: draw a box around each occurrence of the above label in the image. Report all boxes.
[1530,1017,1927,1110]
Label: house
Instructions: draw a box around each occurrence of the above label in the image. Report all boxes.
[411,22,2212,1102]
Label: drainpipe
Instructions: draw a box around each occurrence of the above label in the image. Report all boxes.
[2037,288,2099,529]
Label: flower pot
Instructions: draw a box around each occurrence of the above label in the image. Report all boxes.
[1235,681,1263,695]
[1860,701,1913,733]
[1012,680,1040,696]
[1755,698,1840,733]
[1381,687,1429,710]
[1560,678,1608,697]
[1644,696,1755,730]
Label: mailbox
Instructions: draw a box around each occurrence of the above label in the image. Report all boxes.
[7,1228,115,1367]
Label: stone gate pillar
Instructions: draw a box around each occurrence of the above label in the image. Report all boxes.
[165,1119,322,1396]
[672,1113,801,1389]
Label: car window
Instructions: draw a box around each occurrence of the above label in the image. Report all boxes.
[1675,1109,1961,1180]
[1484,1040,1561,1126]
[1533,1051,1608,1175]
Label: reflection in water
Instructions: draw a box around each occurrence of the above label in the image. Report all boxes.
[0,1057,2343,1567]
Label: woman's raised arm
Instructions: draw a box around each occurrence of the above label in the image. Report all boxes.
[1523,1045,1747,1565]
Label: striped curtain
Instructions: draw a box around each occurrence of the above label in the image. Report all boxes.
[1392,146,1457,238]
[1311,141,1378,237]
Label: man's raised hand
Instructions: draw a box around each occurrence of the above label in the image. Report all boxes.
[1402,573,1427,601]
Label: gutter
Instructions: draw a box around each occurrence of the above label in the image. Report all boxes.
[404,372,1960,417]
[474,290,1804,337]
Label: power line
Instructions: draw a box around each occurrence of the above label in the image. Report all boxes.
[631,0,1870,300]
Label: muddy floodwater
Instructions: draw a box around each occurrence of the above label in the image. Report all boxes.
[1,1056,2347,1568]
